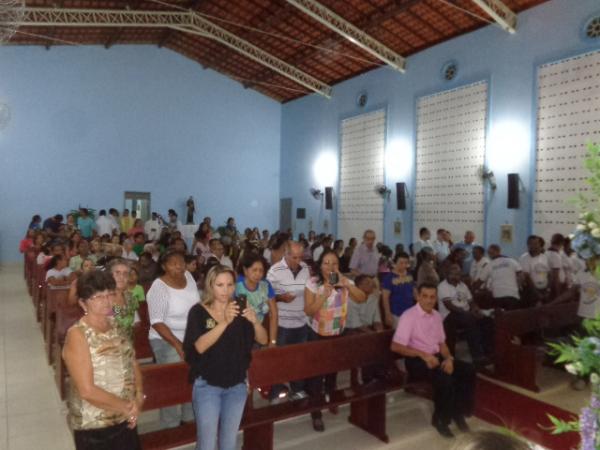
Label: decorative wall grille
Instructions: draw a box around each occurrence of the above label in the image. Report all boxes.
[338,109,385,245]
[414,81,487,244]
[534,49,600,239]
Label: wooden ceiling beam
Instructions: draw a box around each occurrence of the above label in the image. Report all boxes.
[286,0,406,71]
[104,0,143,48]
[246,0,421,89]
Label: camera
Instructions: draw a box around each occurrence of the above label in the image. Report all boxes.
[328,272,339,286]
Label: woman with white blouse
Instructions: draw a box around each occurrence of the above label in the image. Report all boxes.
[147,250,198,429]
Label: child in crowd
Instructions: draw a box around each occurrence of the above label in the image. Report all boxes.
[36,245,51,266]
[133,232,146,256]
[45,254,75,289]
[127,265,146,304]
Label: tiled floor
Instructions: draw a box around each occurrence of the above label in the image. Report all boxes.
[1,262,581,450]
[0,264,74,450]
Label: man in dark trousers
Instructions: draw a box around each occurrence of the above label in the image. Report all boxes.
[391,282,476,438]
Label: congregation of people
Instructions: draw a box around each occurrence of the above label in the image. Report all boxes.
[19,208,596,449]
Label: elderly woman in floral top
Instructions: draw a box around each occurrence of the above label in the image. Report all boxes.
[303,249,366,432]
[106,258,140,337]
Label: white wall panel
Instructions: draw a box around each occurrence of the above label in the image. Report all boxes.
[338,109,385,244]
[414,81,487,243]
[534,50,600,239]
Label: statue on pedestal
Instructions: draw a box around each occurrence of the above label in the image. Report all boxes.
[186,196,195,225]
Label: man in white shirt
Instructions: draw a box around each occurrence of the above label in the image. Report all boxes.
[547,233,567,297]
[564,239,585,287]
[519,235,551,305]
[95,210,117,238]
[413,227,433,256]
[469,246,490,294]
[145,212,162,242]
[433,229,450,265]
[487,244,522,310]
[438,265,492,365]
[108,208,121,233]
[267,241,311,400]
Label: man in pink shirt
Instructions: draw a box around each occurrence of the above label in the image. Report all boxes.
[391,282,476,438]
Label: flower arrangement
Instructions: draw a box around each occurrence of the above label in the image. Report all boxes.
[548,142,600,449]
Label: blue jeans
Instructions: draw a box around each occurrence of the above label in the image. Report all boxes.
[192,377,248,450]
[150,339,194,428]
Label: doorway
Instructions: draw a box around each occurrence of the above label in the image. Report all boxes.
[124,192,151,222]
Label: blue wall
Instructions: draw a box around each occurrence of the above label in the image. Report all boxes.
[281,0,600,257]
[0,45,281,262]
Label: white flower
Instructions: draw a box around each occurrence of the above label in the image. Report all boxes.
[565,363,578,375]
[592,228,600,238]
[589,222,598,229]
[569,234,575,240]
[577,224,587,231]
[591,373,600,384]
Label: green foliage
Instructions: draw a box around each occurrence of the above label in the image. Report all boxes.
[547,414,580,434]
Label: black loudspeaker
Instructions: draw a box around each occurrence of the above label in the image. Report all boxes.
[325,187,333,210]
[507,173,520,209]
[296,208,306,219]
[396,182,406,210]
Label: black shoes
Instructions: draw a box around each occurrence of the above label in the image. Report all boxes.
[431,415,454,438]
[454,415,470,432]
[312,418,325,432]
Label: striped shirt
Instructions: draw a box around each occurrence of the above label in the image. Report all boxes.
[266,258,310,329]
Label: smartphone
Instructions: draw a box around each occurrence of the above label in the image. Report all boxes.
[235,294,247,312]
[328,272,339,286]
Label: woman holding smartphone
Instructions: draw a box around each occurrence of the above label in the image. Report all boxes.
[183,265,267,450]
[303,249,367,432]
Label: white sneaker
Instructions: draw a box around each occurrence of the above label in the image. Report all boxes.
[288,390,308,401]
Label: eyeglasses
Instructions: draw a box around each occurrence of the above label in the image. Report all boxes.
[88,292,116,302]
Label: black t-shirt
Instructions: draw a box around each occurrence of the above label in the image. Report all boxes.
[183,303,255,388]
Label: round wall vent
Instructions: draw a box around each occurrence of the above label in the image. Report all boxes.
[585,15,600,39]
[356,91,368,108]
[441,61,458,81]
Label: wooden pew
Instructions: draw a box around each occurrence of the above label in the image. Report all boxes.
[44,288,70,364]
[134,302,153,362]
[139,330,403,450]
[491,300,580,392]
[31,264,46,319]
[24,249,37,293]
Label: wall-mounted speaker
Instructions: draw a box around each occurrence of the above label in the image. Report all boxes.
[507,173,520,209]
[325,187,333,210]
[296,208,306,219]
[396,182,406,210]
